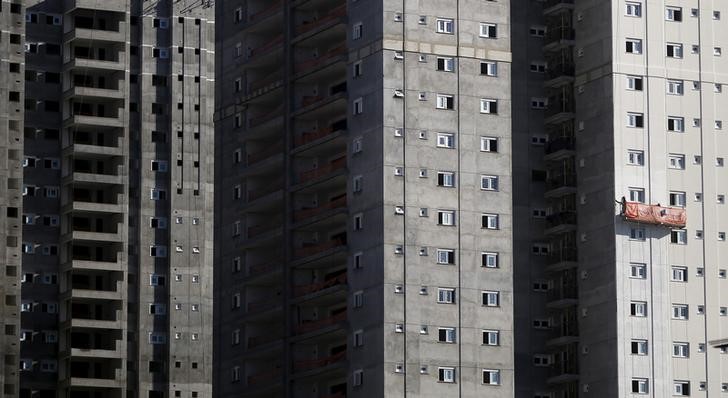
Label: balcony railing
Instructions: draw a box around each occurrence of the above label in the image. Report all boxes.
[294,311,347,335]
[294,238,346,259]
[246,296,281,314]
[294,196,347,221]
[293,273,347,297]
[545,27,575,45]
[548,247,577,265]
[247,224,279,239]
[247,183,282,202]
[249,35,283,59]
[249,71,283,92]
[298,156,346,184]
[247,334,281,349]
[247,144,283,166]
[247,368,281,386]
[294,127,337,147]
[246,260,281,279]
[546,211,577,229]
[293,351,346,372]
[543,0,574,11]
[545,63,575,81]
[295,4,347,36]
[546,173,576,191]
[248,106,283,127]
[547,283,578,303]
[545,137,575,155]
[249,1,282,23]
[294,43,346,74]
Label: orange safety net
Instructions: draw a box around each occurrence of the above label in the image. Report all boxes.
[622,201,687,228]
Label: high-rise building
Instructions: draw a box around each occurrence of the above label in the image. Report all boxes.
[214,0,514,396]
[0,0,215,397]
[512,0,728,397]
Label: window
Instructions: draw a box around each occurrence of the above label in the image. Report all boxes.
[150,217,168,229]
[673,342,689,358]
[632,378,649,394]
[150,274,166,286]
[630,227,646,241]
[435,249,455,266]
[666,43,683,58]
[483,330,500,345]
[674,381,690,396]
[481,61,497,76]
[672,304,689,319]
[482,369,501,385]
[627,112,644,127]
[153,48,169,59]
[437,57,454,72]
[630,301,648,317]
[352,98,363,115]
[666,6,683,21]
[668,154,686,169]
[436,133,455,148]
[150,189,167,200]
[481,175,499,191]
[482,214,499,229]
[437,172,455,187]
[436,18,454,34]
[480,99,498,114]
[626,38,643,54]
[531,97,548,109]
[630,263,647,279]
[628,150,644,165]
[150,246,168,258]
[671,266,688,282]
[352,22,363,39]
[479,23,497,38]
[668,117,685,132]
[669,191,686,207]
[631,339,648,355]
[352,61,362,77]
[437,288,456,304]
[438,327,456,343]
[714,10,721,20]
[149,303,166,315]
[626,2,642,16]
[436,94,454,110]
[482,291,500,307]
[352,369,364,387]
[627,75,644,91]
[530,62,547,73]
[671,229,687,244]
[437,210,456,226]
[149,333,167,344]
[482,252,498,268]
[629,187,645,203]
[480,137,498,152]
[151,160,168,172]
[667,80,684,95]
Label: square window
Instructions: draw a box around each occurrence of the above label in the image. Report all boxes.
[436,18,454,34]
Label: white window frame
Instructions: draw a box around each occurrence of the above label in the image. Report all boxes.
[483,330,500,346]
[482,369,501,385]
[626,2,642,17]
[436,133,455,148]
[482,291,500,307]
[479,23,497,38]
[482,252,499,268]
[626,38,643,54]
[480,98,498,114]
[437,288,456,304]
[436,18,454,34]
[628,150,645,165]
[480,136,498,152]
[438,367,455,383]
[480,175,499,191]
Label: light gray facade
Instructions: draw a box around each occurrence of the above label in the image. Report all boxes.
[214,0,514,396]
[0,0,215,397]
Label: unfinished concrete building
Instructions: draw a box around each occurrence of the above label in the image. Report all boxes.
[0,0,215,397]
[214,0,514,396]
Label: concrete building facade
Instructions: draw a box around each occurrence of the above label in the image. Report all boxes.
[0,0,215,397]
[512,0,728,397]
[214,0,514,397]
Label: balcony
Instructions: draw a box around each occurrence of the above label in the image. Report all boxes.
[64,0,127,13]
[248,1,283,25]
[64,55,126,73]
[294,237,346,260]
[294,196,347,222]
[294,127,342,148]
[248,35,283,61]
[545,211,577,235]
[547,247,578,271]
[293,351,346,373]
[545,63,575,87]
[293,273,347,297]
[544,93,575,124]
[62,195,125,215]
[247,368,282,387]
[246,224,281,239]
[65,287,123,302]
[245,260,282,281]
[63,113,124,129]
[544,137,575,160]
[63,140,124,158]
[246,144,283,167]
[249,70,283,94]
[63,84,125,101]
[297,156,346,185]
[544,173,576,198]
[247,183,283,203]
[246,299,282,316]
[294,43,346,77]
[64,25,126,44]
[62,224,124,243]
[543,0,574,15]
[294,311,347,335]
[247,334,282,350]
[294,4,346,38]
[546,283,578,309]
[248,106,284,128]
[544,27,575,51]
